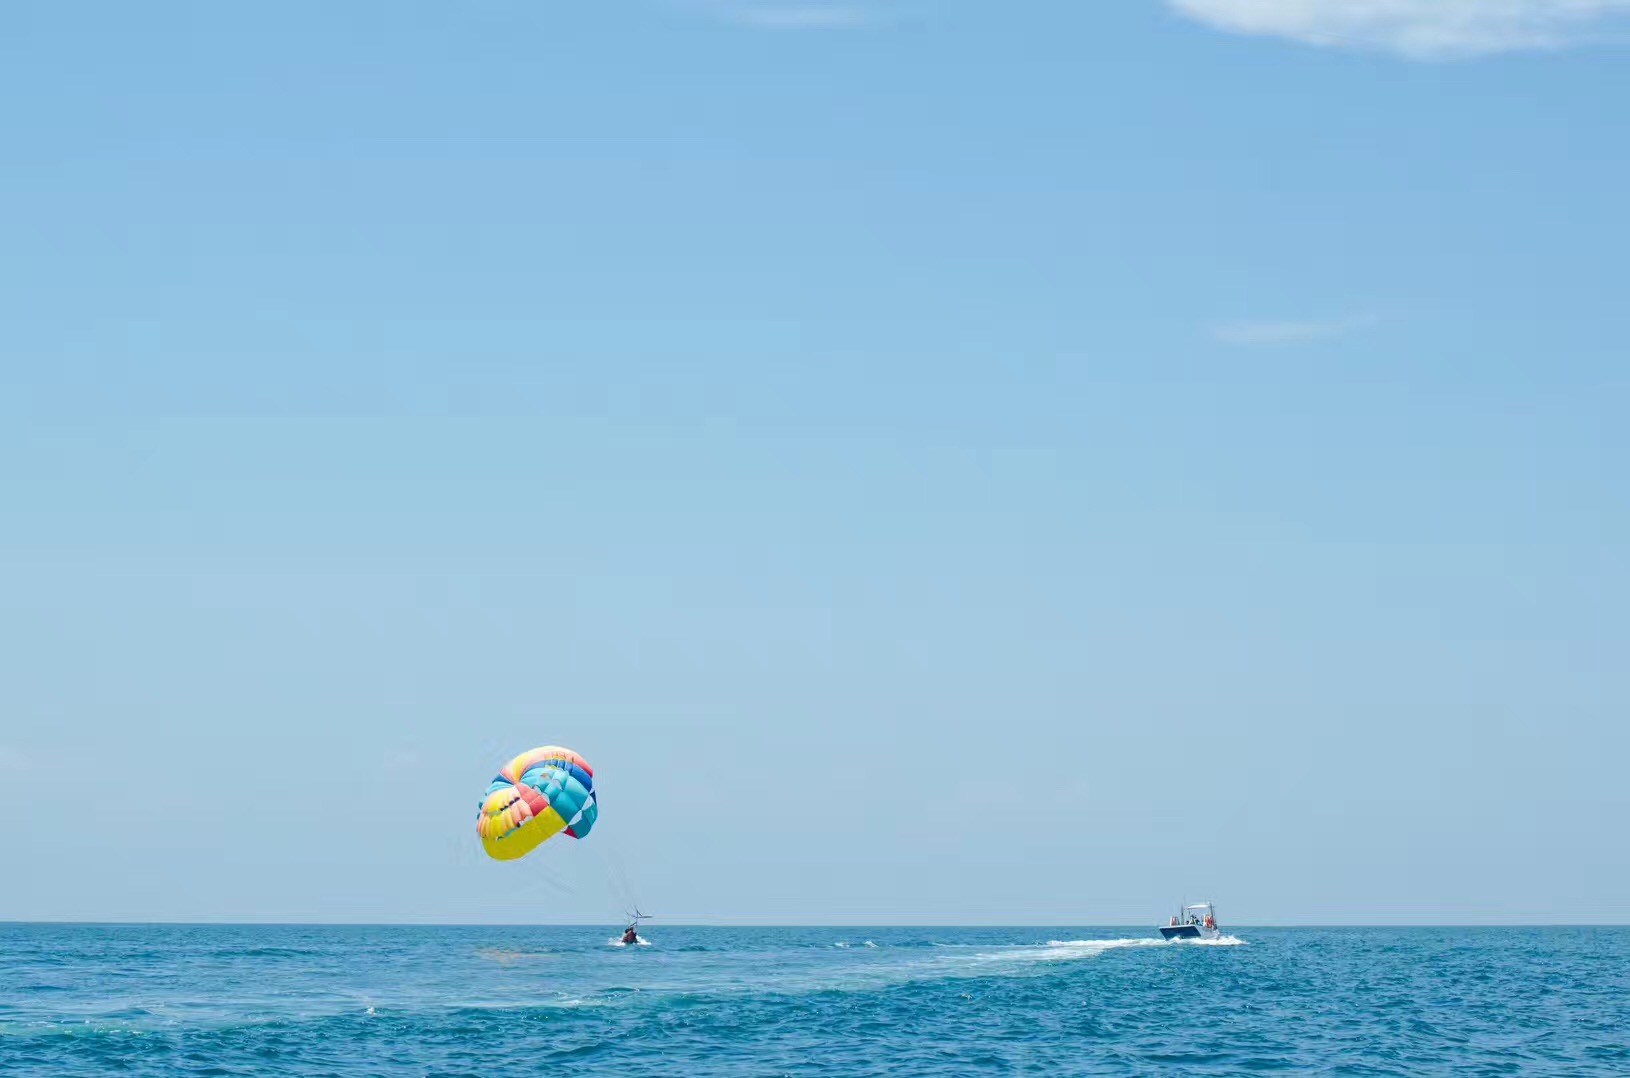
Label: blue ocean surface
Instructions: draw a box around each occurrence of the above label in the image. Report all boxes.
[2,924,1626,1076]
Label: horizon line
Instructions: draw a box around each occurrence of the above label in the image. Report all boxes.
[5,919,1628,929]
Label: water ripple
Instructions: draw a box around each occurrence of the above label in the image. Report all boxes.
[2,925,1627,1076]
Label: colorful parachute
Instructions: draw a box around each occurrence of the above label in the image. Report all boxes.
[476,746,598,861]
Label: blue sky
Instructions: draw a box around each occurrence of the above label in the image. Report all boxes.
[2,1,1626,925]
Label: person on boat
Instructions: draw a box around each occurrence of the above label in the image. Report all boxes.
[621,925,638,945]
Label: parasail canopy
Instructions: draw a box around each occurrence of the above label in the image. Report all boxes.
[476,745,598,862]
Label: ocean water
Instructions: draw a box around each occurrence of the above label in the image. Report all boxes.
[2,924,1626,1076]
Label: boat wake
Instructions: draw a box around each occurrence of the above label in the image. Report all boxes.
[1046,939,1173,952]
[938,938,1168,971]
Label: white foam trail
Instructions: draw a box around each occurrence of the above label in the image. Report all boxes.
[1045,935,1247,950]
[952,938,1167,969]
[1179,935,1247,946]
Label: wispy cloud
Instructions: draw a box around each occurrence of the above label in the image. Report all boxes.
[1211,313,1377,346]
[696,0,881,29]
[1168,0,1630,59]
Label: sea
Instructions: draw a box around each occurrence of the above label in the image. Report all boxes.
[2,924,1626,1076]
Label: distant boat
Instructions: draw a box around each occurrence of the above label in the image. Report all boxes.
[1160,902,1220,941]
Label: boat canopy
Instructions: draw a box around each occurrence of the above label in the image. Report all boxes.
[1184,904,1213,910]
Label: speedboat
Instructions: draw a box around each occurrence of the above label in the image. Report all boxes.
[1160,902,1220,940]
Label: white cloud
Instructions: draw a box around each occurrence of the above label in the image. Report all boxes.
[1168,0,1630,58]
[1212,313,1377,345]
[698,1,879,29]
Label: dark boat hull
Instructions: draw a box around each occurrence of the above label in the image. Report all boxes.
[1160,925,1202,940]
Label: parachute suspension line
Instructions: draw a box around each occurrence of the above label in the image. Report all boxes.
[528,846,578,898]
[589,830,644,924]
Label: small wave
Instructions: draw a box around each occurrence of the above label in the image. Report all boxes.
[445,995,608,1013]
[0,1020,155,1040]
[607,938,652,948]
